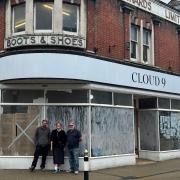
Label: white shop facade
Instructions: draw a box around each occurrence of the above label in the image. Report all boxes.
[0,52,180,170]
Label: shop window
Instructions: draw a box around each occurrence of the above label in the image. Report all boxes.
[114,93,132,106]
[0,105,42,155]
[3,105,28,114]
[35,1,53,31]
[91,90,112,105]
[143,29,151,63]
[159,111,180,150]
[131,25,139,61]
[139,98,157,109]
[158,98,170,109]
[46,90,88,103]
[47,106,89,156]
[171,99,180,110]
[1,90,44,103]
[91,107,134,156]
[12,3,25,34]
[63,3,79,33]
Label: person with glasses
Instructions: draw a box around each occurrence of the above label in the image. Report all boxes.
[66,121,82,175]
[29,119,50,172]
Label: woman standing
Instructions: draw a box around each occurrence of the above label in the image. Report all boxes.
[50,121,67,173]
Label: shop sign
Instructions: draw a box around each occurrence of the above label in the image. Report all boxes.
[121,0,180,25]
[132,72,166,88]
[1,53,180,94]
[4,34,86,49]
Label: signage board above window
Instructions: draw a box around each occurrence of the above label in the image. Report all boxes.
[121,0,180,25]
[4,34,86,49]
[1,53,180,95]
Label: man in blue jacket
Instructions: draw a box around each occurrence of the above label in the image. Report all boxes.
[67,121,82,175]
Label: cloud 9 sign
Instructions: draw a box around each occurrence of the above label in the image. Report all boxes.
[4,34,86,49]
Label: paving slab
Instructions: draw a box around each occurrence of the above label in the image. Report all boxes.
[1,159,180,180]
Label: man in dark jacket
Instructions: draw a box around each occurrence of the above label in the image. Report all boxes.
[67,121,82,175]
[29,119,50,171]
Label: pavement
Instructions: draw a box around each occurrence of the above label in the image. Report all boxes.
[1,158,180,180]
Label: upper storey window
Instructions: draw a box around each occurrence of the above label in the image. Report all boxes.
[143,29,151,63]
[131,25,139,61]
[130,22,153,65]
[63,3,79,33]
[12,3,25,34]
[10,1,81,34]
[35,2,54,31]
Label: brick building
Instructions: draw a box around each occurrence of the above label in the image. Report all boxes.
[0,0,180,170]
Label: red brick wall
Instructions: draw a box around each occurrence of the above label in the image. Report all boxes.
[87,0,126,60]
[87,1,180,73]
[0,0,5,51]
[154,21,180,73]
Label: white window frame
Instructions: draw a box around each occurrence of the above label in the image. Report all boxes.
[142,29,151,64]
[62,3,80,35]
[130,22,153,65]
[130,25,139,62]
[34,1,54,33]
[12,3,26,35]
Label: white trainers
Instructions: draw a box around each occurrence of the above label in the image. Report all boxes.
[74,171,79,175]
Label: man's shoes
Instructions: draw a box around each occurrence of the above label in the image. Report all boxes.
[74,171,79,175]
[40,166,45,171]
[29,166,35,172]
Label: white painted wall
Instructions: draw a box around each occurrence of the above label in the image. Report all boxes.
[139,150,180,161]
[0,155,136,170]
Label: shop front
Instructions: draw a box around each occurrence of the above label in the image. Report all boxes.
[0,52,180,170]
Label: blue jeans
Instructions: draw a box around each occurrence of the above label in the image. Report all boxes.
[68,148,79,171]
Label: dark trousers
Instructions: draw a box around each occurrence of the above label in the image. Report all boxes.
[31,145,49,169]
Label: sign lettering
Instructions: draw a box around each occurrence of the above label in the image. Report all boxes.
[5,34,86,49]
[132,72,166,87]
[122,0,180,25]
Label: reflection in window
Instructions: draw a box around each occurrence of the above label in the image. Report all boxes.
[63,3,78,32]
[13,4,25,33]
[35,2,53,30]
